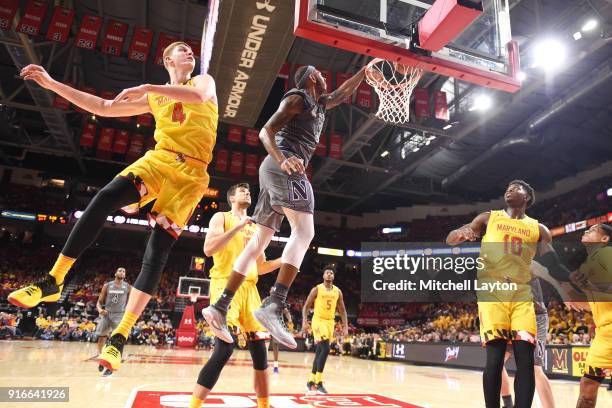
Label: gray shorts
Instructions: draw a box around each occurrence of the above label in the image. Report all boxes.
[252,155,314,231]
[95,313,122,337]
[506,313,548,366]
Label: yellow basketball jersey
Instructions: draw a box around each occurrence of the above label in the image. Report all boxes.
[479,210,540,284]
[147,77,218,163]
[208,212,258,283]
[581,246,612,327]
[313,283,340,320]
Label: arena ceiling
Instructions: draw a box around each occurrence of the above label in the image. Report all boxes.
[1,0,611,215]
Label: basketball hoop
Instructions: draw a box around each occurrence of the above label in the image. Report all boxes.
[189,292,199,304]
[365,58,424,125]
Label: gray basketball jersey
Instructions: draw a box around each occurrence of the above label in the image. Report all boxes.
[529,278,547,316]
[104,281,129,314]
[274,88,326,167]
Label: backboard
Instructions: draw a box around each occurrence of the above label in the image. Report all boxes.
[295,0,520,92]
[176,276,210,300]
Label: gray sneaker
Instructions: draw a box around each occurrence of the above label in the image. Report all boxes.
[202,306,233,344]
[253,298,297,349]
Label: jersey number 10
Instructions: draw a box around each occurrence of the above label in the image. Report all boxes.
[172,102,186,124]
[503,234,523,256]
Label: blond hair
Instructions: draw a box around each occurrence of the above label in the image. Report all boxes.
[163,41,191,68]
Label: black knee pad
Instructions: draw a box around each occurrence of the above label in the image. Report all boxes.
[197,338,234,389]
[248,339,268,371]
[319,339,330,354]
[512,340,535,369]
[133,225,176,295]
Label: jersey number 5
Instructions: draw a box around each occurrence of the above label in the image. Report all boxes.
[172,102,186,124]
[326,299,332,310]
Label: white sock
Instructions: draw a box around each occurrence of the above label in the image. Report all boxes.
[274,361,279,368]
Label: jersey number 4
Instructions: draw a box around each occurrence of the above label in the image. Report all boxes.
[172,102,186,124]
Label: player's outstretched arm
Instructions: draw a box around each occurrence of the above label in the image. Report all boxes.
[323,66,366,109]
[117,74,217,106]
[203,212,252,257]
[260,95,305,175]
[446,212,489,245]
[20,64,150,117]
[337,290,349,337]
[301,287,318,332]
[537,224,571,281]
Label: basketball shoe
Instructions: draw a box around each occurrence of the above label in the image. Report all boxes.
[98,333,126,372]
[253,298,297,349]
[8,276,63,309]
[316,382,328,394]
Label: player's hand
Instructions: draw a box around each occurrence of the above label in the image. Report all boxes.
[457,226,477,241]
[564,301,587,311]
[112,84,149,104]
[99,309,108,316]
[238,216,253,228]
[570,270,589,288]
[280,156,305,175]
[301,321,310,334]
[20,64,55,89]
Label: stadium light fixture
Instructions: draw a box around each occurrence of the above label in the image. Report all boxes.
[607,187,612,197]
[573,31,582,41]
[381,150,389,157]
[582,20,598,32]
[517,71,527,81]
[470,94,492,111]
[443,124,452,130]
[532,39,566,70]
[382,227,402,234]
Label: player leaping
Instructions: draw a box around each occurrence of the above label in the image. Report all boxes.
[203,64,366,348]
[447,180,571,408]
[9,42,218,373]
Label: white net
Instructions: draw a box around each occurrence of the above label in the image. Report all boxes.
[365,59,424,125]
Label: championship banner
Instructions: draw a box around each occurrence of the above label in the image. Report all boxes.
[336,72,352,104]
[136,113,153,128]
[74,86,96,113]
[245,153,258,177]
[227,125,242,143]
[128,27,154,62]
[434,90,449,121]
[155,32,179,66]
[75,15,102,50]
[207,0,294,126]
[79,122,97,148]
[112,130,130,154]
[356,81,372,109]
[214,149,229,172]
[101,20,128,56]
[96,128,115,159]
[125,133,144,162]
[414,88,430,118]
[0,0,18,30]
[229,151,244,175]
[315,133,327,157]
[45,6,74,43]
[16,0,48,36]
[245,128,259,146]
[329,133,342,159]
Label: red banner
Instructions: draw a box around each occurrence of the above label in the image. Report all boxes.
[329,133,342,159]
[96,128,115,159]
[356,317,406,327]
[45,6,74,43]
[16,1,48,36]
[113,130,130,154]
[229,152,244,175]
[74,86,96,113]
[434,90,449,121]
[155,32,179,66]
[245,128,259,146]
[0,0,18,30]
[245,154,258,177]
[137,113,153,128]
[53,83,71,109]
[126,133,144,162]
[356,82,372,109]
[336,72,352,104]
[101,20,128,56]
[185,38,201,57]
[227,125,242,143]
[75,15,102,50]
[80,122,97,148]
[215,149,229,172]
[315,133,327,157]
[128,27,154,62]
[414,88,430,118]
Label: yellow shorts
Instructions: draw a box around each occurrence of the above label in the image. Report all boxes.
[118,149,210,238]
[209,278,267,338]
[312,316,335,342]
[478,301,536,344]
[585,323,612,377]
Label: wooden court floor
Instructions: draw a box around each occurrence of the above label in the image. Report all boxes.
[0,340,610,407]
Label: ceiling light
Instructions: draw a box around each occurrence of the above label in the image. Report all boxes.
[380,150,389,157]
[573,31,582,41]
[532,39,566,71]
[470,94,492,111]
[582,20,598,32]
[443,124,452,130]
[517,71,527,81]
